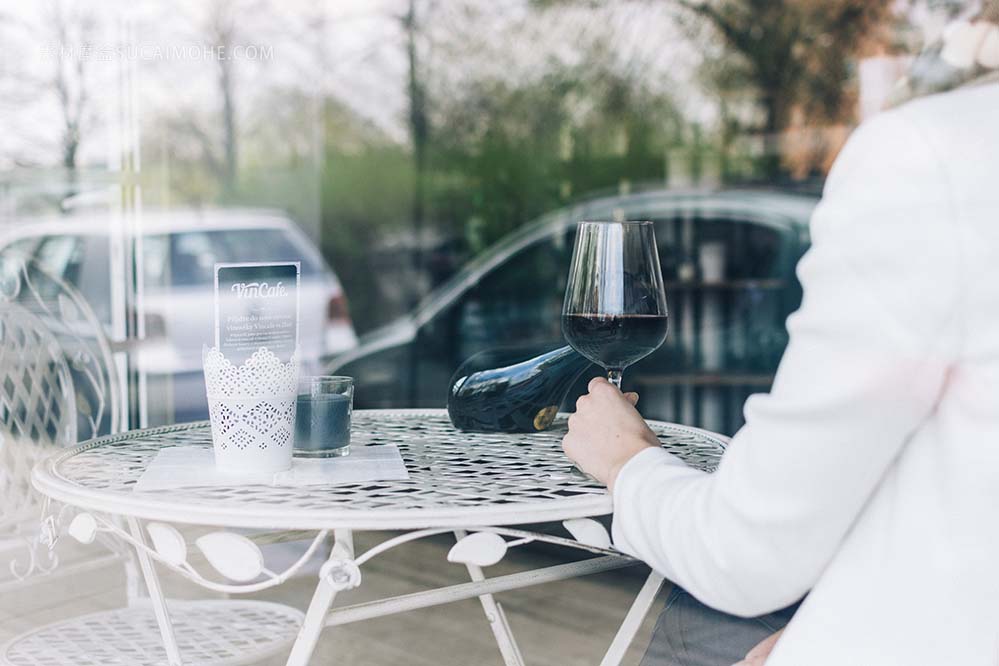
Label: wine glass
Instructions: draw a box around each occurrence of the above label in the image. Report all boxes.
[562,221,669,389]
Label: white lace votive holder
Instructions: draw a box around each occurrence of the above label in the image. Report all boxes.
[202,346,300,474]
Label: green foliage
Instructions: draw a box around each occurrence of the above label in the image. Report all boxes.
[318,144,415,331]
[425,59,683,251]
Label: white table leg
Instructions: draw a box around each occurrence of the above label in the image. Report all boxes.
[126,517,183,666]
[454,529,525,666]
[286,528,354,666]
[599,570,665,666]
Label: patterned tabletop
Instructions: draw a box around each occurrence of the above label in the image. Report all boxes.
[32,409,726,530]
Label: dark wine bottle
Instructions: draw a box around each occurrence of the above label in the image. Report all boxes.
[447,345,593,433]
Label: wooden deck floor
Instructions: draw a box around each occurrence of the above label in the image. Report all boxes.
[1,532,668,665]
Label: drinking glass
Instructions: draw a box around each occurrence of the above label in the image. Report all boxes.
[562,221,669,388]
[294,376,353,457]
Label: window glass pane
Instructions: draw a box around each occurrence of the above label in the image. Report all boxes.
[34,235,81,283]
[3,237,38,258]
[1,2,994,643]
[142,235,170,290]
[1,1,986,437]
[215,229,322,276]
[169,231,219,288]
[160,228,321,290]
[456,231,572,354]
[77,235,112,325]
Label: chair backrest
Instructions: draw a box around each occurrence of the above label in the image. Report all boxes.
[0,254,121,534]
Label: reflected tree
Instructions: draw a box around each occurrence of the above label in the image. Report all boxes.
[673,0,896,178]
[49,0,95,193]
[151,0,271,201]
[207,0,240,196]
[414,2,685,249]
[0,0,97,197]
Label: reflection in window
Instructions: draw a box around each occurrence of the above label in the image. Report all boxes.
[146,229,321,289]
[34,236,82,286]
[169,232,217,288]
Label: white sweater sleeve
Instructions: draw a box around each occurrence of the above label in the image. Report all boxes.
[610,108,961,617]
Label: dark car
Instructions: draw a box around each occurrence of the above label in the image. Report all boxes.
[328,188,816,436]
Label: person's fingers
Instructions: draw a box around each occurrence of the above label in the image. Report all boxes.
[591,382,621,401]
[588,376,611,392]
[624,392,639,405]
[561,433,577,457]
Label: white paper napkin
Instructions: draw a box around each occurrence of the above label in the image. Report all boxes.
[134,445,409,491]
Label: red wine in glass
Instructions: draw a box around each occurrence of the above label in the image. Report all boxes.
[562,221,669,387]
[562,313,669,372]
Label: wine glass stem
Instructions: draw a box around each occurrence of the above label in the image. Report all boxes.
[607,368,623,389]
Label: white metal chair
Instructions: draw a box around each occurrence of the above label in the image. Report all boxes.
[0,254,123,589]
[0,255,302,666]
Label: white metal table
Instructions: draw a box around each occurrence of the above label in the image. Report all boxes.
[23,409,725,666]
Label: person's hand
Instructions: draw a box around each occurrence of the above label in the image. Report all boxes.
[733,629,784,666]
[561,377,659,489]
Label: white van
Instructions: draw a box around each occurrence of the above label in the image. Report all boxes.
[0,208,357,423]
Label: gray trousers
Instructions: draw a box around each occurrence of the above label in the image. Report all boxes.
[640,587,801,666]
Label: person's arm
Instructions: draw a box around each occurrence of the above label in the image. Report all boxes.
[564,107,961,617]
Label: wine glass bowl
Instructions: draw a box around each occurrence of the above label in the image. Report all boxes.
[561,221,669,388]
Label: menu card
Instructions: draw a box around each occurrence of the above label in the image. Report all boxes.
[214,262,300,363]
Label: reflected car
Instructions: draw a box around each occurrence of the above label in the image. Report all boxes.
[0,208,357,424]
[328,189,816,436]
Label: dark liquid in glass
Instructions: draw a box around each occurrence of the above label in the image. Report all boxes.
[295,393,351,455]
[561,313,669,369]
